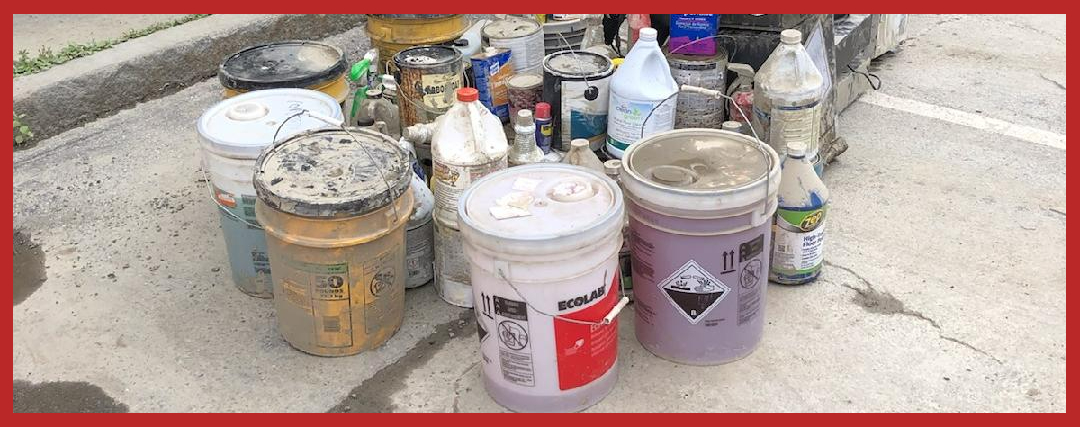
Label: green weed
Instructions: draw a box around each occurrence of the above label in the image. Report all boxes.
[13,14,210,77]
[14,113,33,145]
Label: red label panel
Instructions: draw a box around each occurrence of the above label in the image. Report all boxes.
[553,273,620,391]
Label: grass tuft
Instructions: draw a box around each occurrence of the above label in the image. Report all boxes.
[13,14,210,77]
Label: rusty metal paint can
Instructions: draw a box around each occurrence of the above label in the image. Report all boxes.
[506,73,544,118]
[254,128,414,357]
[365,14,470,73]
[665,47,728,129]
[394,45,464,128]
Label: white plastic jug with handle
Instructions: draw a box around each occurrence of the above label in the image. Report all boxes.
[430,87,509,307]
[606,27,679,159]
[752,29,825,160]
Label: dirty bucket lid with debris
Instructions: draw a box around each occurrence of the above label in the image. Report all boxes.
[219,41,347,91]
[254,128,411,218]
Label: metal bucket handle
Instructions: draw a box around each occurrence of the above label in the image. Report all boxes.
[494,260,629,326]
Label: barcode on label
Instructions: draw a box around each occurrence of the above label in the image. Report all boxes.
[323,316,341,333]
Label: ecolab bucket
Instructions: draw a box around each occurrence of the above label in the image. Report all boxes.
[458,163,628,412]
[621,128,780,365]
[196,89,343,298]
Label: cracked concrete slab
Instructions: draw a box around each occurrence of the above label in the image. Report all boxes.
[12,14,1065,412]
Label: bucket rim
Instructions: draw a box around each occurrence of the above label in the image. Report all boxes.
[218,40,347,92]
[196,88,342,160]
[457,163,625,255]
[543,50,614,79]
[393,45,463,69]
[253,127,412,219]
[621,128,781,213]
[482,17,542,39]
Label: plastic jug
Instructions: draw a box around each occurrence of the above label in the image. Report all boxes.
[606,27,679,159]
[562,138,605,173]
[751,29,825,160]
[770,141,829,285]
[430,87,509,307]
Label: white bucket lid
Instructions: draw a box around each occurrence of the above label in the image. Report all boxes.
[458,164,623,256]
[196,88,342,159]
[621,129,781,216]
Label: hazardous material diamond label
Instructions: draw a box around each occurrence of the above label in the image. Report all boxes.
[658,260,730,324]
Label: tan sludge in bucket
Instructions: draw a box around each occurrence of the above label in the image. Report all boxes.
[254,128,414,356]
[459,163,628,412]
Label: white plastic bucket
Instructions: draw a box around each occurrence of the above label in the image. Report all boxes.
[458,163,628,412]
[196,88,343,297]
[621,128,780,365]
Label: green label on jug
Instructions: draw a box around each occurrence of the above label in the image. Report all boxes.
[771,207,826,277]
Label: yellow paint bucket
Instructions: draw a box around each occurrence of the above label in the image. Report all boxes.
[219,41,350,109]
[254,128,414,357]
[365,14,470,72]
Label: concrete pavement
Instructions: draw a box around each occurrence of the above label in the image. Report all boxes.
[13,14,191,59]
[12,14,1066,412]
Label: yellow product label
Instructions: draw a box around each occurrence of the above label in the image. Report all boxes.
[420,72,462,109]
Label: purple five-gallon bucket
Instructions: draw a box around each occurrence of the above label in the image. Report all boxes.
[621,128,780,365]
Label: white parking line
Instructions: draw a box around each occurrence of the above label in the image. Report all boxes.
[858,91,1066,150]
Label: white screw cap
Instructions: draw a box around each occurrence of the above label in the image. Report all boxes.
[781,29,802,45]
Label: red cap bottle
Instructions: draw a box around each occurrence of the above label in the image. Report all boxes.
[456,87,479,102]
[534,102,551,119]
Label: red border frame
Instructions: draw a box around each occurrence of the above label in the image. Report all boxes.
[5,7,1075,416]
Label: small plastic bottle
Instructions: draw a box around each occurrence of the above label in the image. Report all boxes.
[562,138,605,173]
[770,141,829,285]
[508,109,544,166]
[722,120,749,136]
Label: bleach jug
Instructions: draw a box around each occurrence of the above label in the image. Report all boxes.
[430,87,509,307]
[752,29,825,160]
[770,141,829,285]
[606,27,679,159]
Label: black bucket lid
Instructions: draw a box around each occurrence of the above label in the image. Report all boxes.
[219,41,347,91]
[254,128,411,219]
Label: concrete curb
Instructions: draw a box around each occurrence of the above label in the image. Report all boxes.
[13,14,365,142]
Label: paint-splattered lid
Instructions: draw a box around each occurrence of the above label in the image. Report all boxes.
[253,128,412,218]
[543,51,613,78]
[393,45,461,67]
[197,89,342,159]
[219,41,347,91]
[622,129,780,214]
[483,17,541,39]
[458,164,623,256]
